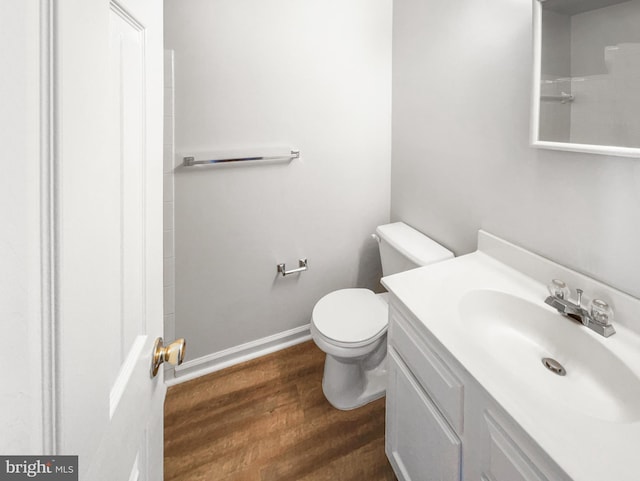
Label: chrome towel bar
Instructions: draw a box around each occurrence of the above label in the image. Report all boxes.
[183,150,300,167]
[277,259,308,277]
[540,92,574,104]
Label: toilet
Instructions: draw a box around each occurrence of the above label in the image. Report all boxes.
[310,222,454,410]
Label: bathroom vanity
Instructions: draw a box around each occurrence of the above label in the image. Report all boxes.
[382,231,640,481]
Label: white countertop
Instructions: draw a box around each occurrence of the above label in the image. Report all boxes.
[381,231,640,481]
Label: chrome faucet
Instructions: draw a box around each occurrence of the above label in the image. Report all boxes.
[544,279,616,338]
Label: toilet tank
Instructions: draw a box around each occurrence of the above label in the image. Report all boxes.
[375,222,454,277]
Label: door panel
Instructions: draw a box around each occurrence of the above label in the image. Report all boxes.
[56,0,163,479]
[482,411,547,481]
[107,0,147,404]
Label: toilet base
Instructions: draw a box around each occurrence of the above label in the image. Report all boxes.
[320,343,387,411]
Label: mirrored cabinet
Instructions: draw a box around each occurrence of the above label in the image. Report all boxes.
[531,0,640,157]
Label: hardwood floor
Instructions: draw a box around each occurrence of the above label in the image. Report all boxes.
[164,341,397,481]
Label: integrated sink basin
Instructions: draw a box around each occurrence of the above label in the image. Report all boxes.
[381,231,640,481]
[459,289,640,423]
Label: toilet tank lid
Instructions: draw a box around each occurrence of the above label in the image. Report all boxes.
[375,222,454,266]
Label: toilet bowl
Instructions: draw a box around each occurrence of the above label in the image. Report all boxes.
[310,222,454,411]
[311,289,389,410]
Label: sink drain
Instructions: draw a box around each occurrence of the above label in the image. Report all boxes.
[542,358,566,376]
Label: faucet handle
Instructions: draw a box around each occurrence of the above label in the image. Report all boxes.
[576,288,583,307]
[590,299,614,326]
[548,279,570,300]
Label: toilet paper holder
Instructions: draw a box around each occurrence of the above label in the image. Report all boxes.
[277,258,308,277]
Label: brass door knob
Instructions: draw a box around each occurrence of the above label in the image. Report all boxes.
[151,337,186,377]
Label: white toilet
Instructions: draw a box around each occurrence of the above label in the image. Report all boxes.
[311,222,454,410]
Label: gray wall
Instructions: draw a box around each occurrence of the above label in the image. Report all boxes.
[165,0,392,361]
[392,0,640,298]
[1,0,42,453]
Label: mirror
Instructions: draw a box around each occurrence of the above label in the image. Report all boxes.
[531,0,640,157]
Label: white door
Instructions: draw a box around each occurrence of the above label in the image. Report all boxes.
[56,0,165,479]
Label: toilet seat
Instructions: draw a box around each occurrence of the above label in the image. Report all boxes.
[311,288,388,348]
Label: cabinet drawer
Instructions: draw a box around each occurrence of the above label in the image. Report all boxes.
[389,305,464,434]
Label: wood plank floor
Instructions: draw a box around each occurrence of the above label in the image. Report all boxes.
[164,341,397,481]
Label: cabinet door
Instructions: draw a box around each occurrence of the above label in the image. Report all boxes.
[387,349,461,481]
[480,411,548,481]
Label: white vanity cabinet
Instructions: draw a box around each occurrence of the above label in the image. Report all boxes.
[386,296,573,481]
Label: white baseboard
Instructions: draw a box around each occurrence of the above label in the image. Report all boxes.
[164,324,312,386]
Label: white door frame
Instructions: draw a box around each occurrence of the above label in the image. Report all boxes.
[39,0,59,454]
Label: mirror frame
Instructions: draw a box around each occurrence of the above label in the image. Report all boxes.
[530,0,640,158]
